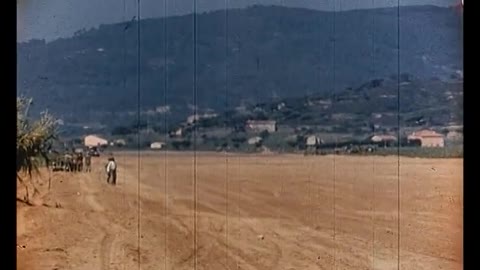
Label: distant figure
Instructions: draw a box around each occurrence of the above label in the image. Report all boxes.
[106,157,117,185]
[64,154,73,172]
[71,153,78,172]
[84,153,92,172]
[77,153,84,172]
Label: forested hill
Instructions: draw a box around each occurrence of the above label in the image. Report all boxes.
[17,5,463,126]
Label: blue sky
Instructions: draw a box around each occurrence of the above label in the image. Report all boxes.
[17,0,457,42]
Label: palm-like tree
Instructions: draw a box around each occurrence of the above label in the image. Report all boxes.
[17,97,57,202]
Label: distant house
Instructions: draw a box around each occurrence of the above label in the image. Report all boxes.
[187,115,201,124]
[408,130,445,148]
[170,128,183,137]
[247,136,263,145]
[140,128,155,135]
[371,135,397,147]
[114,139,126,146]
[155,105,170,114]
[235,105,247,113]
[246,120,277,133]
[307,99,332,110]
[306,136,321,146]
[305,135,322,154]
[186,113,218,124]
[84,135,108,148]
[446,131,463,141]
[150,142,165,150]
[371,135,397,143]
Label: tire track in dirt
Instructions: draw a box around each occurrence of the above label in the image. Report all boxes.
[78,174,105,212]
[17,207,27,238]
[100,233,115,269]
[78,174,125,270]
[99,229,127,270]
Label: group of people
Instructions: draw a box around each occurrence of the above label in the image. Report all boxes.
[52,151,91,172]
[52,149,118,186]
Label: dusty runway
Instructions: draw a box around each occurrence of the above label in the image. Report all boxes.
[17,153,463,270]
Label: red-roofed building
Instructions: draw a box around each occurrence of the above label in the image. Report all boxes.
[408,130,445,148]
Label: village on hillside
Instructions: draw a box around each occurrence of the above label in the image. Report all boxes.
[52,110,462,163]
[46,72,462,159]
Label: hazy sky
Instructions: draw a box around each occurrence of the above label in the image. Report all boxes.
[17,0,457,42]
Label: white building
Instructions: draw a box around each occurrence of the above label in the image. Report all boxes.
[114,139,126,146]
[306,135,321,146]
[371,135,397,143]
[248,136,262,145]
[186,113,218,124]
[246,120,277,133]
[84,135,108,148]
[150,142,165,150]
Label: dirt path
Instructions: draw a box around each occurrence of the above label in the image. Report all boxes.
[77,168,131,270]
[17,154,463,270]
[78,175,105,212]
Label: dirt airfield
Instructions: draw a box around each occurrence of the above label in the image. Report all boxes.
[17,152,463,270]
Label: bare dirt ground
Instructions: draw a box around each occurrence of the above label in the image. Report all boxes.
[17,153,463,270]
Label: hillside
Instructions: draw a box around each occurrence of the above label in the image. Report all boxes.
[17,5,463,128]
[221,75,463,129]
[98,75,462,153]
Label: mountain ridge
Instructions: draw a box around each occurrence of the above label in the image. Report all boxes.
[17,5,463,128]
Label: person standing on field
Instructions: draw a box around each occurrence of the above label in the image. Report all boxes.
[77,152,84,172]
[84,152,92,172]
[106,157,117,185]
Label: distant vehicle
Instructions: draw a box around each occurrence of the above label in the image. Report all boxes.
[88,147,100,157]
